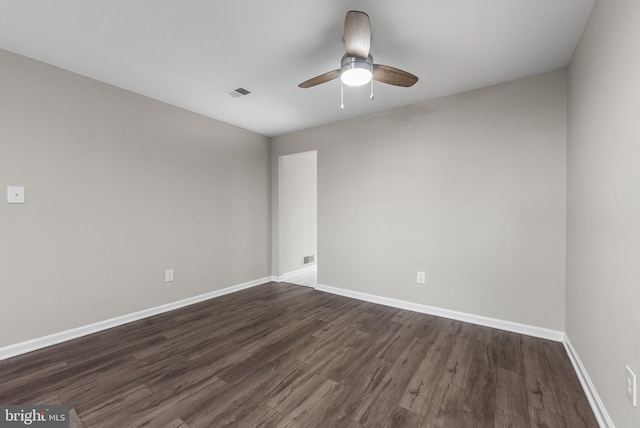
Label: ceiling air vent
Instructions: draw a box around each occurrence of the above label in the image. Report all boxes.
[227,86,252,98]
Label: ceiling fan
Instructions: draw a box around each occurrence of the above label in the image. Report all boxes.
[298,10,418,107]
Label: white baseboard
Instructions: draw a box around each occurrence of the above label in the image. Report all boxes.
[563,335,614,428]
[0,276,272,361]
[272,265,317,283]
[314,283,564,342]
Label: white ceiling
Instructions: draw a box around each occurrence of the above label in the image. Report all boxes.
[0,0,594,137]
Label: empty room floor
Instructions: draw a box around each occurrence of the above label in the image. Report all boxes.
[0,283,597,427]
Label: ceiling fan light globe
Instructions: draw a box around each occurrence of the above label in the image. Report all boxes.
[340,55,373,86]
[341,68,372,86]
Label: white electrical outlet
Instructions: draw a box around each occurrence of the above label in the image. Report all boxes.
[417,271,426,284]
[626,365,637,407]
[164,269,174,283]
[7,186,25,204]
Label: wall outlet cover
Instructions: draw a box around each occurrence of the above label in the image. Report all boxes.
[7,186,25,204]
[164,269,174,283]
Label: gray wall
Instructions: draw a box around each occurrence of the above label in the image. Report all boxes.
[567,0,640,426]
[0,49,271,347]
[272,70,567,330]
[278,151,317,276]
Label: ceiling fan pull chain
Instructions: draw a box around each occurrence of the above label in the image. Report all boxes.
[341,80,345,110]
[370,77,374,100]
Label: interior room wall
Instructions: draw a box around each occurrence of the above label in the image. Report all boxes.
[278,151,317,276]
[272,70,567,331]
[567,0,640,426]
[0,49,271,347]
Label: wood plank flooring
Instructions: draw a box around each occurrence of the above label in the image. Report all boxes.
[0,283,598,427]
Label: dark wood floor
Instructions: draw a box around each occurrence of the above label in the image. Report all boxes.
[0,283,598,427]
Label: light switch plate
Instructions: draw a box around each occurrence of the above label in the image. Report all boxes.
[7,186,25,204]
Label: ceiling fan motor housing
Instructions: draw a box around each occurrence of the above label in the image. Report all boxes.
[341,54,373,86]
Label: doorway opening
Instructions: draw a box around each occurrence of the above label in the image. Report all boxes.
[278,150,317,287]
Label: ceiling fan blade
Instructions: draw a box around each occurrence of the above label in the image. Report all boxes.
[373,64,418,87]
[344,11,371,58]
[298,70,341,88]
